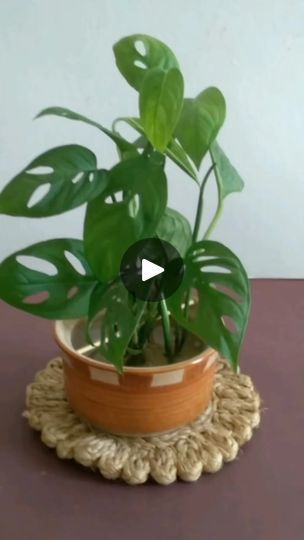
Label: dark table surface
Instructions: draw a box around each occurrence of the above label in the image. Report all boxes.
[0,279,303,540]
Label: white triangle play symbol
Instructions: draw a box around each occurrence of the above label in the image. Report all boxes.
[141,259,164,282]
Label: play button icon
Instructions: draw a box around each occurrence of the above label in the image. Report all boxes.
[142,259,164,282]
[120,238,184,302]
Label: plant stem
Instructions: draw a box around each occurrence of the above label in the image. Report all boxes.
[178,162,218,351]
[203,149,223,239]
[203,200,223,239]
[182,163,216,323]
[179,158,224,353]
[192,163,216,242]
[159,298,174,361]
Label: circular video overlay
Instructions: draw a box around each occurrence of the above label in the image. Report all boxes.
[120,238,184,302]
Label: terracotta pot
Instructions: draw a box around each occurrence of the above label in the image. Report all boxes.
[55,319,219,436]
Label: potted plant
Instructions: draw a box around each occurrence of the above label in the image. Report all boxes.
[0,34,250,436]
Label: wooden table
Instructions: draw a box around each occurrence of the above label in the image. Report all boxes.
[0,280,303,539]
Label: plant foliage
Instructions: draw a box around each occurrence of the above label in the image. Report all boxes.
[0,33,250,371]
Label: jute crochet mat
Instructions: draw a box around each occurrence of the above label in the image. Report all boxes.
[24,358,261,485]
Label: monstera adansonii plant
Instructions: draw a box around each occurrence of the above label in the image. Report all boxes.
[0,34,250,373]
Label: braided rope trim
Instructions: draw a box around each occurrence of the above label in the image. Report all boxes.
[24,358,261,485]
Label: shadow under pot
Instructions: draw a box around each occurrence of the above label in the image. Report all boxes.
[55,318,219,436]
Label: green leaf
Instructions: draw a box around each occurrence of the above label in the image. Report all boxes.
[84,154,167,282]
[175,87,226,169]
[168,240,251,370]
[166,139,199,183]
[210,140,244,200]
[156,208,192,256]
[113,34,179,91]
[88,282,146,372]
[113,116,198,182]
[0,239,96,319]
[0,145,108,217]
[36,106,137,156]
[139,67,184,152]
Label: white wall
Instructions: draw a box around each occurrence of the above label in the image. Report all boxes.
[0,0,303,277]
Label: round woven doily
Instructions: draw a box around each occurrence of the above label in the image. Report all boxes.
[24,358,261,485]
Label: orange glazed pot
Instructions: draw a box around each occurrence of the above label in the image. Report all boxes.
[55,319,219,436]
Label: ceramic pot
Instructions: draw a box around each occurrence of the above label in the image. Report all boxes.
[55,319,218,436]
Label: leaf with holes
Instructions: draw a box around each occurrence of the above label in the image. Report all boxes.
[139,67,184,152]
[175,87,226,169]
[0,239,96,319]
[156,208,192,256]
[167,240,251,369]
[36,106,137,157]
[84,154,167,282]
[210,140,244,200]
[0,145,108,217]
[87,282,146,372]
[113,34,179,91]
[113,116,198,182]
